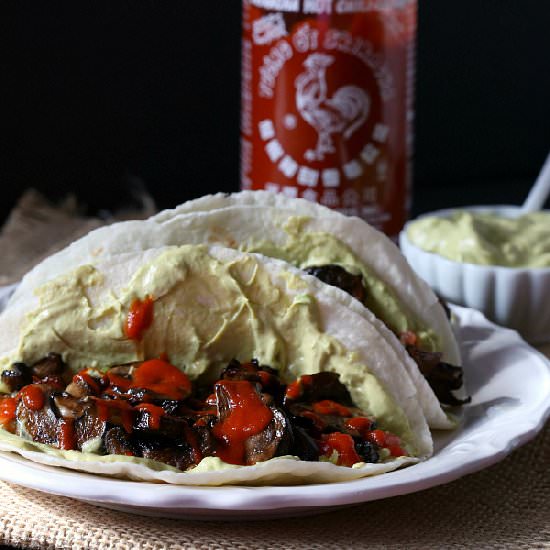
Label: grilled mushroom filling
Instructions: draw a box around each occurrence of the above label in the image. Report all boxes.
[0,356,409,470]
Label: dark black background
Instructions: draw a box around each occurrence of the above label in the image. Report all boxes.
[1,1,549,224]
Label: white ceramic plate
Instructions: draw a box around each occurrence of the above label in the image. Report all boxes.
[0,305,549,520]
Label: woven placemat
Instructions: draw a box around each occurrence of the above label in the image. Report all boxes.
[0,189,155,286]
[0,417,548,550]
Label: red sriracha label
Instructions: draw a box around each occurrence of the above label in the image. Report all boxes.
[241,1,416,237]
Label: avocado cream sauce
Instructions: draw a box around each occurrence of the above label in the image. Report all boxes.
[407,211,550,267]
[240,216,439,351]
[0,245,418,468]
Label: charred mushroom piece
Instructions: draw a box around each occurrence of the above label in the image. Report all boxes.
[74,406,108,451]
[406,345,470,406]
[126,387,155,405]
[31,353,67,379]
[193,419,217,457]
[424,362,471,407]
[66,371,104,399]
[221,359,284,402]
[133,407,186,439]
[354,440,379,463]
[214,381,233,423]
[285,372,353,407]
[304,265,367,304]
[133,435,198,471]
[244,407,293,465]
[103,426,134,456]
[153,399,183,416]
[221,359,278,381]
[65,381,89,399]
[15,385,59,446]
[52,393,89,419]
[289,425,319,461]
[1,362,32,392]
[213,379,293,465]
[287,401,363,435]
[220,358,258,381]
[214,378,268,423]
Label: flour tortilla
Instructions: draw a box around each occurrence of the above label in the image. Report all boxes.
[150,189,335,222]
[7,197,460,428]
[0,245,430,485]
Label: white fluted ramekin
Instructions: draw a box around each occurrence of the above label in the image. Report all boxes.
[399,206,550,344]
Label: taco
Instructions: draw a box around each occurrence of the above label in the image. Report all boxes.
[0,245,431,485]
[8,192,466,428]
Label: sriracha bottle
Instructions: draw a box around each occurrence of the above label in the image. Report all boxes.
[241,0,417,238]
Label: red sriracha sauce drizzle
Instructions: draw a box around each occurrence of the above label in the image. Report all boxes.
[57,419,76,450]
[93,357,191,433]
[365,429,406,457]
[284,374,313,401]
[0,397,17,427]
[131,358,192,401]
[124,295,154,341]
[312,399,352,417]
[96,399,135,433]
[212,380,274,465]
[344,416,374,436]
[399,330,418,346]
[320,433,362,467]
[19,385,45,411]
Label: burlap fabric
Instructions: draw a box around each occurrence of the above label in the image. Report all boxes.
[0,189,155,286]
[0,417,549,549]
[0,193,549,549]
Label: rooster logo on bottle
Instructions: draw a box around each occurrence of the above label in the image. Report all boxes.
[296,53,371,162]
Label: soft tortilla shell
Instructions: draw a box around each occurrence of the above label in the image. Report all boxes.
[0,431,418,486]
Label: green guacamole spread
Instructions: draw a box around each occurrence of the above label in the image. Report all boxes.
[240,217,439,351]
[407,211,550,268]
